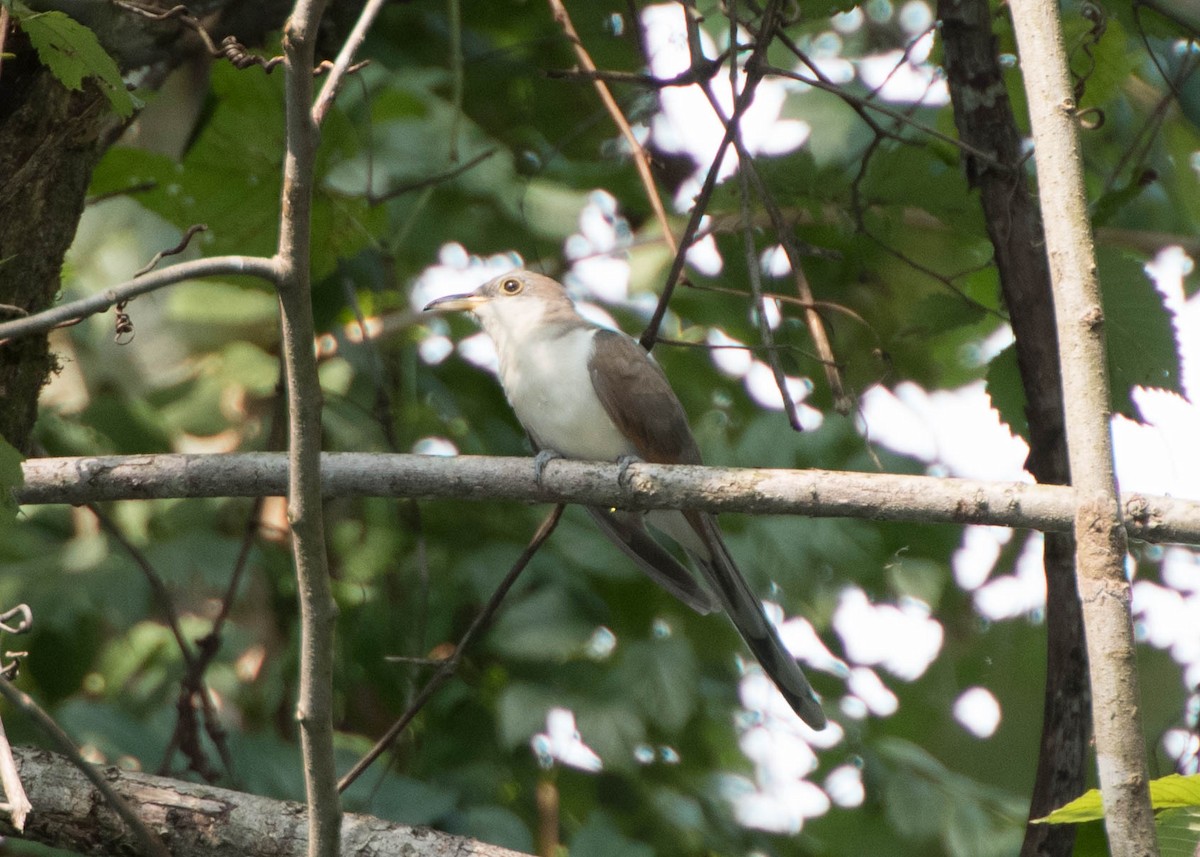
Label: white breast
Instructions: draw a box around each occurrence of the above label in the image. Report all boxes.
[482,311,633,461]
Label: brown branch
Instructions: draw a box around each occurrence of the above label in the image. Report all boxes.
[0,255,279,344]
[0,710,31,830]
[338,505,564,792]
[1,747,533,857]
[762,62,1005,168]
[692,41,852,413]
[90,506,195,668]
[734,128,804,431]
[544,53,728,88]
[639,0,784,351]
[366,148,498,205]
[311,0,388,125]
[546,0,676,254]
[132,223,208,277]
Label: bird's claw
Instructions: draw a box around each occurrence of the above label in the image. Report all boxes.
[533,449,564,486]
[616,454,642,489]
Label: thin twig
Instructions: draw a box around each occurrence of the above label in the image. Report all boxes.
[725,1,804,430]
[0,6,9,85]
[366,148,498,205]
[111,1,221,55]
[133,224,208,277]
[544,54,728,88]
[0,709,31,830]
[338,504,565,793]
[0,255,278,344]
[735,161,804,429]
[90,507,196,669]
[640,0,784,351]
[698,5,850,415]
[0,604,31,831]
[546,0,677,254]
[312,0,389,125]
[0,677,172,857]
[447,0,464,160]
[85,181,158,206]
[86,505,235,780]
[740,159,851,410]
[763,60,1007,169]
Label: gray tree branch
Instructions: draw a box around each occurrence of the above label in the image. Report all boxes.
[0,747,532,857]
[937,2,1086,853]
[1008,0,1159,853]
[274,0,338,853]
[0,256,279,343]
[15,453,1200,545]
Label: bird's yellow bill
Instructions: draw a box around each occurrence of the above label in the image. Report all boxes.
[423,292,488,313]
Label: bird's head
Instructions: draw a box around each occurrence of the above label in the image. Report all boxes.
[423,270,577,333]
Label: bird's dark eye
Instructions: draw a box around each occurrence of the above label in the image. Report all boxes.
[500,278,522,295]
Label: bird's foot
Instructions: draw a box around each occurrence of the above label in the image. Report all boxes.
[533,449,564,486]
[616,454,642,489]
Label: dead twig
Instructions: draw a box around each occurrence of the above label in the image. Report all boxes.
[546,0,677,255]
[337,504,565,793]
[134,224,208,277]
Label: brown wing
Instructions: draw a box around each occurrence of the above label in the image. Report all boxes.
[588,330,702,465]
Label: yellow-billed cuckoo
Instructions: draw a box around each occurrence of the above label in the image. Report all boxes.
[425,270,826,729]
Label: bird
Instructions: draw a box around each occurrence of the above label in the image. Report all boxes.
[424,269,826,729]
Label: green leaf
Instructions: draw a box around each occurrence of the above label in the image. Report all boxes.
[1158,807,1200,857]
[1097,247,1183,412]
[10,2,136,117]
[572,696,646,769]
[986,343,1028,442]
[489,586,596,661]
[455,806,534,854]
[612,636,698,733]
[88,63,381,280]
[1035,774,1200,823]
[988,249,1183,432]
[354,774,459,826]
[571,812,655,857]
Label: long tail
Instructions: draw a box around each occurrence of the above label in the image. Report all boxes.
[586,507,717,615]
[686,511,827,729]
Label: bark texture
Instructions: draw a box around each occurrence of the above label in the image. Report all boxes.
[937,2,1087,855]
[0,747,531,857]
[0,47,111,451]
[1005,0,1156,851]
[0,0,292,452]
[16,452,1200,543]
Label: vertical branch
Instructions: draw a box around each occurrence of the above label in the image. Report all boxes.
[278,0,340,855]
[447,0,464,161]
[727,6,805,432]
[936,2,1088,855]
[1006,1,1157,855]
[639,0,782,350]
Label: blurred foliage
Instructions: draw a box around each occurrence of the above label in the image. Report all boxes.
[2,1,1195,856]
